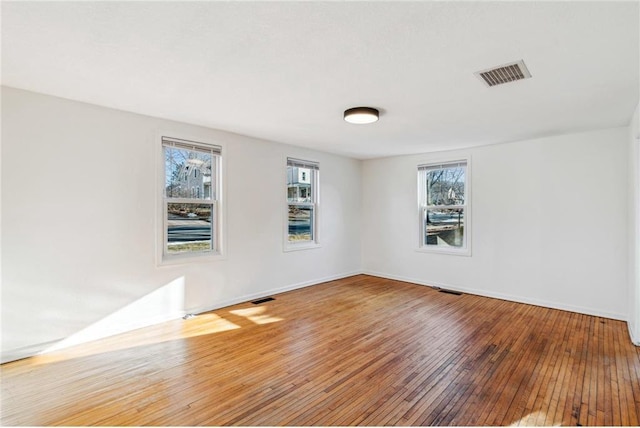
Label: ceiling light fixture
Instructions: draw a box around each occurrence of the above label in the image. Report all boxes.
[344,107,379,124]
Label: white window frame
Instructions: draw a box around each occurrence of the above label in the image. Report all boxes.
[417,156,471,256]
[158,134,224,265]
[284,157,320,251]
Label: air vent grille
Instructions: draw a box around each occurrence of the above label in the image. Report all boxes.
[475,60,531,87]
[439,289,463,296]
[252,297,275,304]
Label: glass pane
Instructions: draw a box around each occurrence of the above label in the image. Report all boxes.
[165,146,214,199]
[167,203,213,254]
[426,166,465,206]
[287,166,313,203]
[425,208,464,248]
[288,205,314,242]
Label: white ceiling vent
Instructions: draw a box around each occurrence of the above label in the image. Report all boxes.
[474,60,532,87]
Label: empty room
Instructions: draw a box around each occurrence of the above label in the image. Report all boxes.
[1,1,639,426]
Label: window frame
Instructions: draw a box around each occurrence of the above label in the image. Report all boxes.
[417,156,471,256]
[284,157,320,251]
[157,134,224,265]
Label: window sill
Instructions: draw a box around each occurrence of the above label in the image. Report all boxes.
[159,251,225,266]
[415,247,471,257]
[284,242,321,252]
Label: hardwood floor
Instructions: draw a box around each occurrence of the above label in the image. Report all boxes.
[2,274,639,426]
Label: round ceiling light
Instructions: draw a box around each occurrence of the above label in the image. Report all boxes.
[344,107,379,124]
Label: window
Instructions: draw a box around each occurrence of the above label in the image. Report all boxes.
[286,157,319,249]
[162,136,221,260]
[418,159,470,255]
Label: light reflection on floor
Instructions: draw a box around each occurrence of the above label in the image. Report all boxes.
[27,306,284,366]
[229,306,284,325]
[508,410,561,426]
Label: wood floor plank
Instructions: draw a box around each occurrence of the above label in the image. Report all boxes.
[614,321,639,426]
[2,274,639,426]
[550,311,580,426]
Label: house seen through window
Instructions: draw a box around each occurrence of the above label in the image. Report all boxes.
[163,136,221,258]
[418,159,469,254]
[286,158,319,247]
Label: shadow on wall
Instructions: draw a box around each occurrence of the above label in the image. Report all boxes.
[41,276,188,356]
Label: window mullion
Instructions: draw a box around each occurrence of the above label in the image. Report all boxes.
[427,205,464,210]
[165,197,214,204]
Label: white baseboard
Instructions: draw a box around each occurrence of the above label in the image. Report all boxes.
[629,322,640,346]
[1,339,62,364]
[363,270,628,322]
[188,270,364,315]
[7,269,630,364]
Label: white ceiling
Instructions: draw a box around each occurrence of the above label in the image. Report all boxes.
[2,1,638,159]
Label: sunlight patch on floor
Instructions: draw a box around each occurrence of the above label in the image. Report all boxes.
[41,276,187,356]
[229,306,284,325]
[18,279,282,367]
[508,410,560,426]
[30,312,241,366]
[181,313,241,337]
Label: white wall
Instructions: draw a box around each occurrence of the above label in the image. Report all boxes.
[1,87,362,362]
[3,86,636,362]
[629,102,640,344]
[362,127,629,320]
